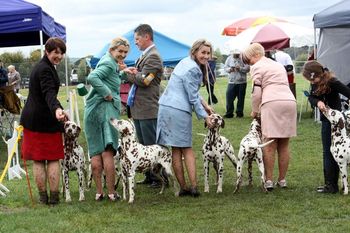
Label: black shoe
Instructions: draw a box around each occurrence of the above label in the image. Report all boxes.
[190,187,200,197]
[49,191,60,205]
[178,188,191,197]
[316,184,338,194]
[236,113,244,118]
[39,191,48,205]
[137,178,152,185]
[223,114,233,119]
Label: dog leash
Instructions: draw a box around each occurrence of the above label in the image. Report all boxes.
[17,125,35,207]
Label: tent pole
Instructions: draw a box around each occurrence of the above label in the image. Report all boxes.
[313,27,317,59]
[39,30,44,58]
[65,56,69,103]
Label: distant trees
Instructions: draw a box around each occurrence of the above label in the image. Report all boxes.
[0,49,73,85]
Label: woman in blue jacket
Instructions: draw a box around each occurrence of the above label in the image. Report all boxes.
[156,39,214,197]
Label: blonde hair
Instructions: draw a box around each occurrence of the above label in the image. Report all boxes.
[190,39,213,86]
[190,39,212,59]
[242,43,265,64]
[7,65,15,71]
[109,37,130,51]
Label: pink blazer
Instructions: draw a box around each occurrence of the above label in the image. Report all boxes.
[251,56,296,113]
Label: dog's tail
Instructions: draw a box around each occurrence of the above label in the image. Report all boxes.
[226,154,237,169]
[225,144,237,169]
[249,139,275,149]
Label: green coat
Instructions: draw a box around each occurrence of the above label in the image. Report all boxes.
[84,52,127,156]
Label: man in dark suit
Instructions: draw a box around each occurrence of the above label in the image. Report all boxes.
[126,24,164,187]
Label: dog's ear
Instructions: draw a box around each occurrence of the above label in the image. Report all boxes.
[77,125,81,135]
[221,118,225,128]
[204,121,208,128]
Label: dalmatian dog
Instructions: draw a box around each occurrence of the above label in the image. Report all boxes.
[202,113,237,193]
[110,118,177,203]
[342,108,350,135]
[234,118,274,193]
[322,107,350,195]
[62,121,86,202]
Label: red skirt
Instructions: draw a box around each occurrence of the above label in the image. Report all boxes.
[21,128,64,161]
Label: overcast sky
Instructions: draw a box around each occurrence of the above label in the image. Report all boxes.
[1,0,342,58]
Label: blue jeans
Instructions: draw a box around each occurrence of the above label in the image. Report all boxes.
[225,83,247,116]
[321,120,339,187]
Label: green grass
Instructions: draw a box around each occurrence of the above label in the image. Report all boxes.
[1,75,350,233]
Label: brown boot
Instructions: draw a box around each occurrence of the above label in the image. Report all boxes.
[49,191,60,205]
[39,191,48,204]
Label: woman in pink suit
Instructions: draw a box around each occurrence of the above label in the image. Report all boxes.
[242,43,297,190]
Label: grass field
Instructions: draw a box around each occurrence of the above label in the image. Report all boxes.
[1,75,350,233]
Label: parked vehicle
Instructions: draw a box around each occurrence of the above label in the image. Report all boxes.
[70,69,78,84]
[21,77,29,89]
[216,63,226,77]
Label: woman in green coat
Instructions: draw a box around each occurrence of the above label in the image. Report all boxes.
[84,37,130,201]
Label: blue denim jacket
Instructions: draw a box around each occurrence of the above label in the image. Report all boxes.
[159,57,207,119]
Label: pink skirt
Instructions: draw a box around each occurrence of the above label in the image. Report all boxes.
[261,100,297,139]
[21,128,64,161]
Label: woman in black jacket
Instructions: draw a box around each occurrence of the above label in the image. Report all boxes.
[20,37,68,205]
[303,60,350,193]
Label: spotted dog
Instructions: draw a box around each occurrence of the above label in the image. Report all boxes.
[234,118,274,193]
[322,107,350,195]
[110,118,177,203]
[62,121,86,202]
[202,113,237,193]
[342,109,350,135]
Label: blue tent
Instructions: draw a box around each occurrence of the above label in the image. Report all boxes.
[0,0,66,47]
[90,29,190,68]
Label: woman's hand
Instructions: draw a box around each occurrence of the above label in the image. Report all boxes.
[123,67,138,75]
[118,61,127,70]
[205,114,214,129]
[250,111,258,118]
[105,94,113,101]
[55,108,69,122]
[317,101,326,112]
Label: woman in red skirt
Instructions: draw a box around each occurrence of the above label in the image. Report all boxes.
[20,37,68,205]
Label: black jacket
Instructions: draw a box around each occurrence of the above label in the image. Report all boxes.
[20,55,64,132]
[308,78,350,121]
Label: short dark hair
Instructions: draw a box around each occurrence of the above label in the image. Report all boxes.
[134,24,153,41]
[45,37,66,54]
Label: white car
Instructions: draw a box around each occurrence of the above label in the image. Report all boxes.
[70,69,78,84]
